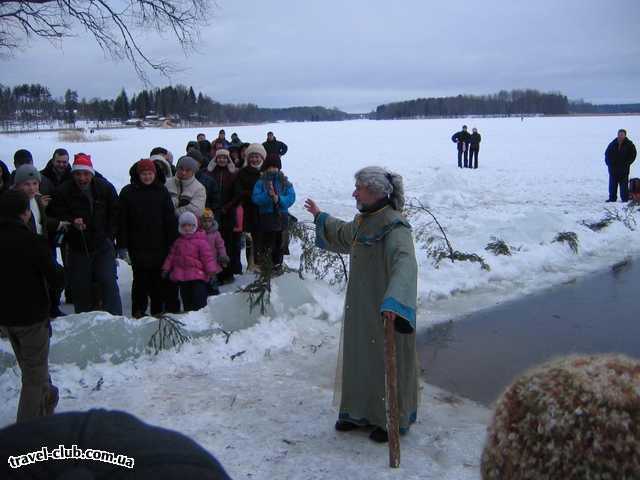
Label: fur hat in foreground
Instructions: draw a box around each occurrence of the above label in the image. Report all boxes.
[481,354,640,479]
[245,143,267,166]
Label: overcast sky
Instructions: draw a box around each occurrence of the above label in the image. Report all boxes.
[1,0,639,112]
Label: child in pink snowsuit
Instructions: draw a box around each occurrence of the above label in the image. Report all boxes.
[200,208,229,295]
[162,211,216,312]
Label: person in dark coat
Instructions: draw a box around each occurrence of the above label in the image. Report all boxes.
[150,146,176,176]
[230,132,243,146]
[451,125,471,168]
[187,148,221,212]
[11,149,55,195]
[40,149,75,303]
[264,153,282,171]
[49,153,122,315]
[212,129,230,153]
[0,190,63,422]
[229,144,244,169]
[605,129,637,202]
[198,139,213,162]
[40,148,72,189]
[263,131,288,157]
[13,165,67,318]
[0,159,10,195]
[0,409,232,479]
[232,143,266,272]
[469,128,481,169]
[206,149,240,282]
[118,159,179,318]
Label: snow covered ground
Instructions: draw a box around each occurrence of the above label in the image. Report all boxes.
[0,115,639,478]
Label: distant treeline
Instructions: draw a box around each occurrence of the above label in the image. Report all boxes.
[373,89,570,119]
[569,100,640,114]
[0,83,350,129]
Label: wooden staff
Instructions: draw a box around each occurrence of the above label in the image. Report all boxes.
[383,314,400,468]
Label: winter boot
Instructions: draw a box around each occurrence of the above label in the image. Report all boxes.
[44,384,59,416]
[369,428,388,443]
[335,420,360,432]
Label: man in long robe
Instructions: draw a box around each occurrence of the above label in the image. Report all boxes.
[304,166,419,443]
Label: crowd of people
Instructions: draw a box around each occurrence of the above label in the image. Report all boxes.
[0,129,296,422]
[0,129,294,320]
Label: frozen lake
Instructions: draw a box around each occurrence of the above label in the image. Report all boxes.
[1,115,640,479]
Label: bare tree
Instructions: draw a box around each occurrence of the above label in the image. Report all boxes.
[0,0,212,80]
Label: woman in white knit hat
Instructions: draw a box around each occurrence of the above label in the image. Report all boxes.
[231,144,266,272]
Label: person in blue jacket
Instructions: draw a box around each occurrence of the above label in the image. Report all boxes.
[251,156,295,270]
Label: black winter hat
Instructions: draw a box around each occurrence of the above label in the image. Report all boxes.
[185,141,199,153]
[0,189,29,219]
[13,149,33,167]
[187,148,205,165]
[262,153,282,171]
[198,140,212,157]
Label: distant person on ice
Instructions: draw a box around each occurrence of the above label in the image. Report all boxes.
[469,127,481,169]
[304,167,418,443]
[605,129,637,202]
[263,131,288,157]
[452,125,471,168]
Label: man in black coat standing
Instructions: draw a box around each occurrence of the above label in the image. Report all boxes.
[40,148,72,190]
[452,126,471,168]
[263,131,288,158]
[605,129,637,202]
[49,153,122,315]
[118,159,178,318]
[469,128,481,169]
[0,190,63,422]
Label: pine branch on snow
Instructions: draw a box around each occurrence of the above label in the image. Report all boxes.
[552,231,579,254]
[147,314,191,354]
[406,198,491,271]
[485,237,512,256]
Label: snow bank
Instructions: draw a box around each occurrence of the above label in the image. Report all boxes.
[0,274,489,478]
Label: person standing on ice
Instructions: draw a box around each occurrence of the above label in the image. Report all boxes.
[304,167,419,443]
[212,129,230,154]
[252,155,296,271]
[12,165,67,318]
[166,155,207,218]
[469,128,481,169]
[118,159,178,318]
[0,190,63,422]
[150,147,176,177]
[605,129,637,202]
[263,131,288,158]
[162,211,217,312]
[49,153,122,315]
[232,143,267,272]
[452,125,471,168]
[41,148,72,190]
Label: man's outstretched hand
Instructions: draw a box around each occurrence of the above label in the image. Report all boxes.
[304,198,320,217]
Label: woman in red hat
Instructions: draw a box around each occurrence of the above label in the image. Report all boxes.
[118,159,178,318]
